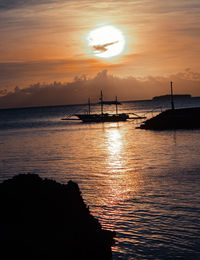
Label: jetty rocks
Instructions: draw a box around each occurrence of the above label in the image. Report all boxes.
[0,174,115,260]
[140,107,200,130]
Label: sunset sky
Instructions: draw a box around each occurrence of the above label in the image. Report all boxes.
[0,0,200,107]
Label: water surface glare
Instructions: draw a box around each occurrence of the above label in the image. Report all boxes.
[0,101,200,259]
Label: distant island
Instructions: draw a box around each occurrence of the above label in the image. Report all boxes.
[152,94,191,101]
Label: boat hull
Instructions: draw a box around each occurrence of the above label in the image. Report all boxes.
[75,113,129,123]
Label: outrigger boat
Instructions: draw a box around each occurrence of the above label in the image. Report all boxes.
[62,90,146,123]
[75,91,129,122]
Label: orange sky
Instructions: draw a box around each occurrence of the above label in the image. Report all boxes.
[0,0,200,99]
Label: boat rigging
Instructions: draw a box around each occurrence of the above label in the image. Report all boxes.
[62,91,146,123]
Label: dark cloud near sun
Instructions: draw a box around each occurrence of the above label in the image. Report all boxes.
[0,0,114,9]
[93,41,119,53]
[0,0,133,9]
[0,0,67,9]
[0,0,40,9]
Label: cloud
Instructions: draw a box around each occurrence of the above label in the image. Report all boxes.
[0,89,7,95]
[93,41,119,53]
[0,0,126,10]
[0,69,199,109]
[0,58,125,90]
[0,0,64,9]
[0,0,140,9]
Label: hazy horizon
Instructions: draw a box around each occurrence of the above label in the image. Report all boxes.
[0,69,200,109]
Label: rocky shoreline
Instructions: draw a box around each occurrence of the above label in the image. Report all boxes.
[139,107,200,130]
[0,174,115,260]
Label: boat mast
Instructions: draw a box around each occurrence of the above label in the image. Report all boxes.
[88,97,91,115]
[170,81,175,110]
[100,90,103,114]
[115,96,118,114]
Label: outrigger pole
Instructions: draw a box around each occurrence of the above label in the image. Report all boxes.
[88,97,91,115]
[170,81,175,110]
[100,90,103,114]
[115,96,118,115]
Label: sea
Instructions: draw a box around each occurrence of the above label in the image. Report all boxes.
[0,98,200,259]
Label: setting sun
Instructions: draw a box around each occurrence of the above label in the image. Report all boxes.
[87,25,125,58]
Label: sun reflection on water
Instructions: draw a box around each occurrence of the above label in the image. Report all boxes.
[96,126,142,211]
[105,128,125,174]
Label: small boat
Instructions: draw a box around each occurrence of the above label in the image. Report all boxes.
[76,113,129,123]
[75,91,129,123]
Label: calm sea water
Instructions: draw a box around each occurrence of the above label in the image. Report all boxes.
[0,98,200,259]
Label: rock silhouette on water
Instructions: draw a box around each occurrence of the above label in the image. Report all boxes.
[139,107,200,130]
[0,174,115,260]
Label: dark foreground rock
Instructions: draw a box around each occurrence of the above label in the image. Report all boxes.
[139,107,200,130]
[0,174,115,260]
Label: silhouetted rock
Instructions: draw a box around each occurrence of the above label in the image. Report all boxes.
[139,107,200,130]
[0,174,115,260]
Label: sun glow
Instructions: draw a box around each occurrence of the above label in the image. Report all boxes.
[87,25,125,58]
